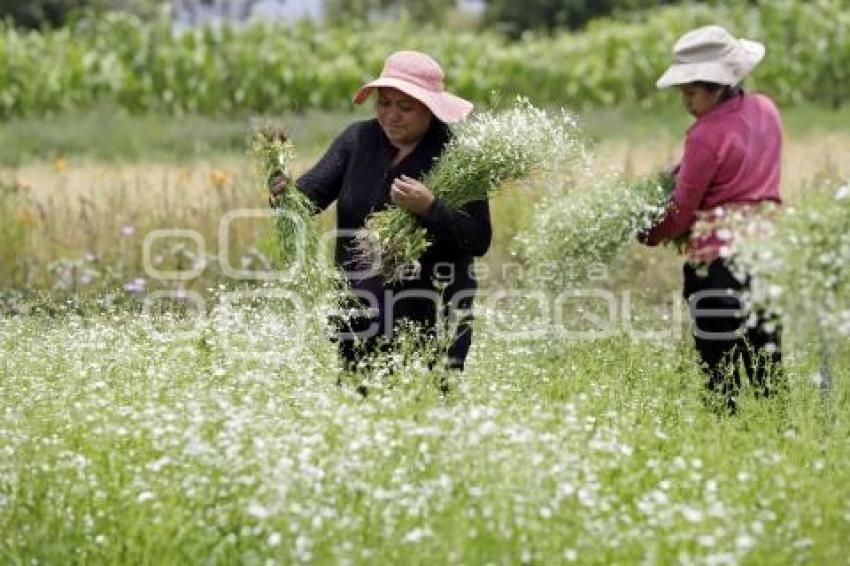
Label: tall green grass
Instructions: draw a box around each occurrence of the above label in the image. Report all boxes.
[0,179,34,289]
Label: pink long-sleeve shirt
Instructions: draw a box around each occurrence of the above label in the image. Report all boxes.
[645,93,783,260]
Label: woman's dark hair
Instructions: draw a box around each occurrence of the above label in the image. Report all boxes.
[693,81,743,101]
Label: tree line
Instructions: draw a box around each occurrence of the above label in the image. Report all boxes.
[1,0,694,35]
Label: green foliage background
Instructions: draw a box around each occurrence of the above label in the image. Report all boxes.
[482,0,680,36]
[0,0,847,119]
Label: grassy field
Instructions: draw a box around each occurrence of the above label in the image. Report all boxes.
[2,104,848,293]
[2,104,850,563]
[3,102,847,166]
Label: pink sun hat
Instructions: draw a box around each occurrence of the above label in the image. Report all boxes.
[353,51,473,124]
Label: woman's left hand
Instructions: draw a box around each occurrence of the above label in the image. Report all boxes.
[390,175,435,215]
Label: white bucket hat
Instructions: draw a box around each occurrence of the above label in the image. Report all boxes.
[656,25,765,89]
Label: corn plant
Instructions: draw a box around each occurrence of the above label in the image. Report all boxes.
[1,1,848,118]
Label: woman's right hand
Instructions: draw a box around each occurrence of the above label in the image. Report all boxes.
[268,171,290,196]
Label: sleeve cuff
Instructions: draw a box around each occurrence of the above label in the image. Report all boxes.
[421,197,448,229]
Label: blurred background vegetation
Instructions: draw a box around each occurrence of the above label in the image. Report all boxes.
[0,0,847,120]
[2,0,702,30]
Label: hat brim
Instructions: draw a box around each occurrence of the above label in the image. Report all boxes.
[353,77,473,124]
[656,39,765,89]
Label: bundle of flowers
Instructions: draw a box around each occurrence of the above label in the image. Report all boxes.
[517,170,676,284]
[728,181,850,339]
[355,98,586,282]
[250,125,320,270]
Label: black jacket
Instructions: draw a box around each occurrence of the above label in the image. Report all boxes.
[296,118,491,313]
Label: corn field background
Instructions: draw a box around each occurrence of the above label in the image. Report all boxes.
[2,1,850,563]
[1,0,848,118]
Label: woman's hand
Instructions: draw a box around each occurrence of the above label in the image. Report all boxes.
[268,171,290,196]
[267,171,291,208]
[390,174,435,215]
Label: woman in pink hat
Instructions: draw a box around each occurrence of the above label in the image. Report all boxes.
[640,25,784,413]
[269,51,490,386]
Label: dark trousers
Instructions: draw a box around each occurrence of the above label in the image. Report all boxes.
[683,259,783,412]
[336,311,473,373]
[334,279,474,374]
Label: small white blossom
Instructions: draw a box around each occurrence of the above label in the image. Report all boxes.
[403,527,432,543]
[137,491,155,503]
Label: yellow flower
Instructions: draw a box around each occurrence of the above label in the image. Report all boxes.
[53,157,68,173]
[211,169,231,188]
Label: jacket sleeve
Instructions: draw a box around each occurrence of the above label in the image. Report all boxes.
[418,198,492,257]
[294,124,356,212]
[645,135,718,246]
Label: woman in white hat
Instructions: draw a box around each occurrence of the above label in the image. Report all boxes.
[640,25,784,413]
[269,51,490,388]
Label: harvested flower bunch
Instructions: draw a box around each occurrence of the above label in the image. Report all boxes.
[250,123,320,269]
[356,98,585,282]
[729,181,850,339]
[518,170,676,284]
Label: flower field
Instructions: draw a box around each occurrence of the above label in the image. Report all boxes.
[2,111,850,562]
[2,292,849,563]
[3,1,850,560]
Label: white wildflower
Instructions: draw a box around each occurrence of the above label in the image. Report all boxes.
[403,527,433,543]
[247,502,273,519]
[697,534,716,547]
[736,533,756,551]
[137,491,155,503]
[681,506,704,523]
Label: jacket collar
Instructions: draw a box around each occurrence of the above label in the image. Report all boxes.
[688,92,746,133]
